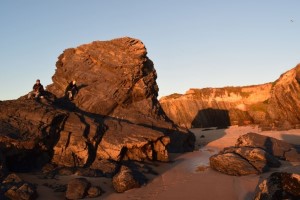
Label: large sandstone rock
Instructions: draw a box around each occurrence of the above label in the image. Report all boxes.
[0,38,195,182]
[47,37,194,153]
[210,152,259,176]
[210,133,300,176]
[209,146,280,176]
[160,64,300,129]
[236,132,300,161]
[254,172,300,200]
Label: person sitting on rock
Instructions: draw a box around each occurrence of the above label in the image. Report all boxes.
[65,80,78,100]
[28,79,44,99]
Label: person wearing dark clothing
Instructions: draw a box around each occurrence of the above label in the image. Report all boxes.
[65,80,78,100]
[28,79,44,99]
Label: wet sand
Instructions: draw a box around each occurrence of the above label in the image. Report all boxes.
[19,126,300,200]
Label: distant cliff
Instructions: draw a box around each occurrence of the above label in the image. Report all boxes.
[160,64,300,130]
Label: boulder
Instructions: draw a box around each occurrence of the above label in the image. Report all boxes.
[1,173,37,200]
[210,146,280,176]
[254,172,300,200]
[112,166,140,193]
[210,152,258,176]
[87,186,101,198]
[236,132,296,159]
[223,147,280,172]
[65,178,91,200]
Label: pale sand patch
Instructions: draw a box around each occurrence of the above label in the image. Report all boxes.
[18,126,300,200]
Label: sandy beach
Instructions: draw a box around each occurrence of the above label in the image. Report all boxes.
[19,126,300,200]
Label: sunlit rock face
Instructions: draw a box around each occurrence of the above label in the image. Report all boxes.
[0,38,196,178]
[160,64,300,130]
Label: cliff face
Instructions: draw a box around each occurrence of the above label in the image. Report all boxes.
[160,64,300,130]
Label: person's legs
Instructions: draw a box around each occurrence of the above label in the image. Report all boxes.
[27,91,33,99]
[71,89,77,100]
[34,91,40,98]
[68,91,72,100]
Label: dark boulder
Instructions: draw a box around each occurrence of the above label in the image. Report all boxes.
[87,186,101,198]
[254,172,300,200]
[1,173,37,200]
[65,178,91,200]
[112,166,141,193]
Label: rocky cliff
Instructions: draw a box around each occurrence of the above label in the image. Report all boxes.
[160,64,300,129]
[0,37,195,176]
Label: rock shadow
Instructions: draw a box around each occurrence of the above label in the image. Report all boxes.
[191,108,231,129]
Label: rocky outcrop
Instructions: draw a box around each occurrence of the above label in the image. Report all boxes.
[209,133,300,176]
[0,37,195,199]
[254,172,300,200]
[209,146,280,176]
[160,64,300,129]
[47,37,194,153]
[0,38,195,173]
[0,98,174,172]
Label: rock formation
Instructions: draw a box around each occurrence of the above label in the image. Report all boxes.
[0,37,195,196]
[210,133,300,176]
[254,172,300,200]
[112,165,141,193]
[160,64,300,129]
[236,132,300,161]
[47,37,194,153]
[65,178,90,199]
[210,146,280,176]
[0,173,37,200]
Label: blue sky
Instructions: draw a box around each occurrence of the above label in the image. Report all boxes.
[0,1,299,100]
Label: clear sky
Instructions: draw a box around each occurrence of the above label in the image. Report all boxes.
[0,0,299,100]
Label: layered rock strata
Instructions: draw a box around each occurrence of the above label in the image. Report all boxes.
[160,65,300,129]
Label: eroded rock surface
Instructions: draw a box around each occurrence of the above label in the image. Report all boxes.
[0,37,195,199]
[210,133,300,176]
[112,165,141,193]
[65,178,91,200]
[160,64,300,129]
[254,172,300,200]
[47,37,195,152]
[210,146,280,176]
[236,132,300,161]
[1,173,37,200]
